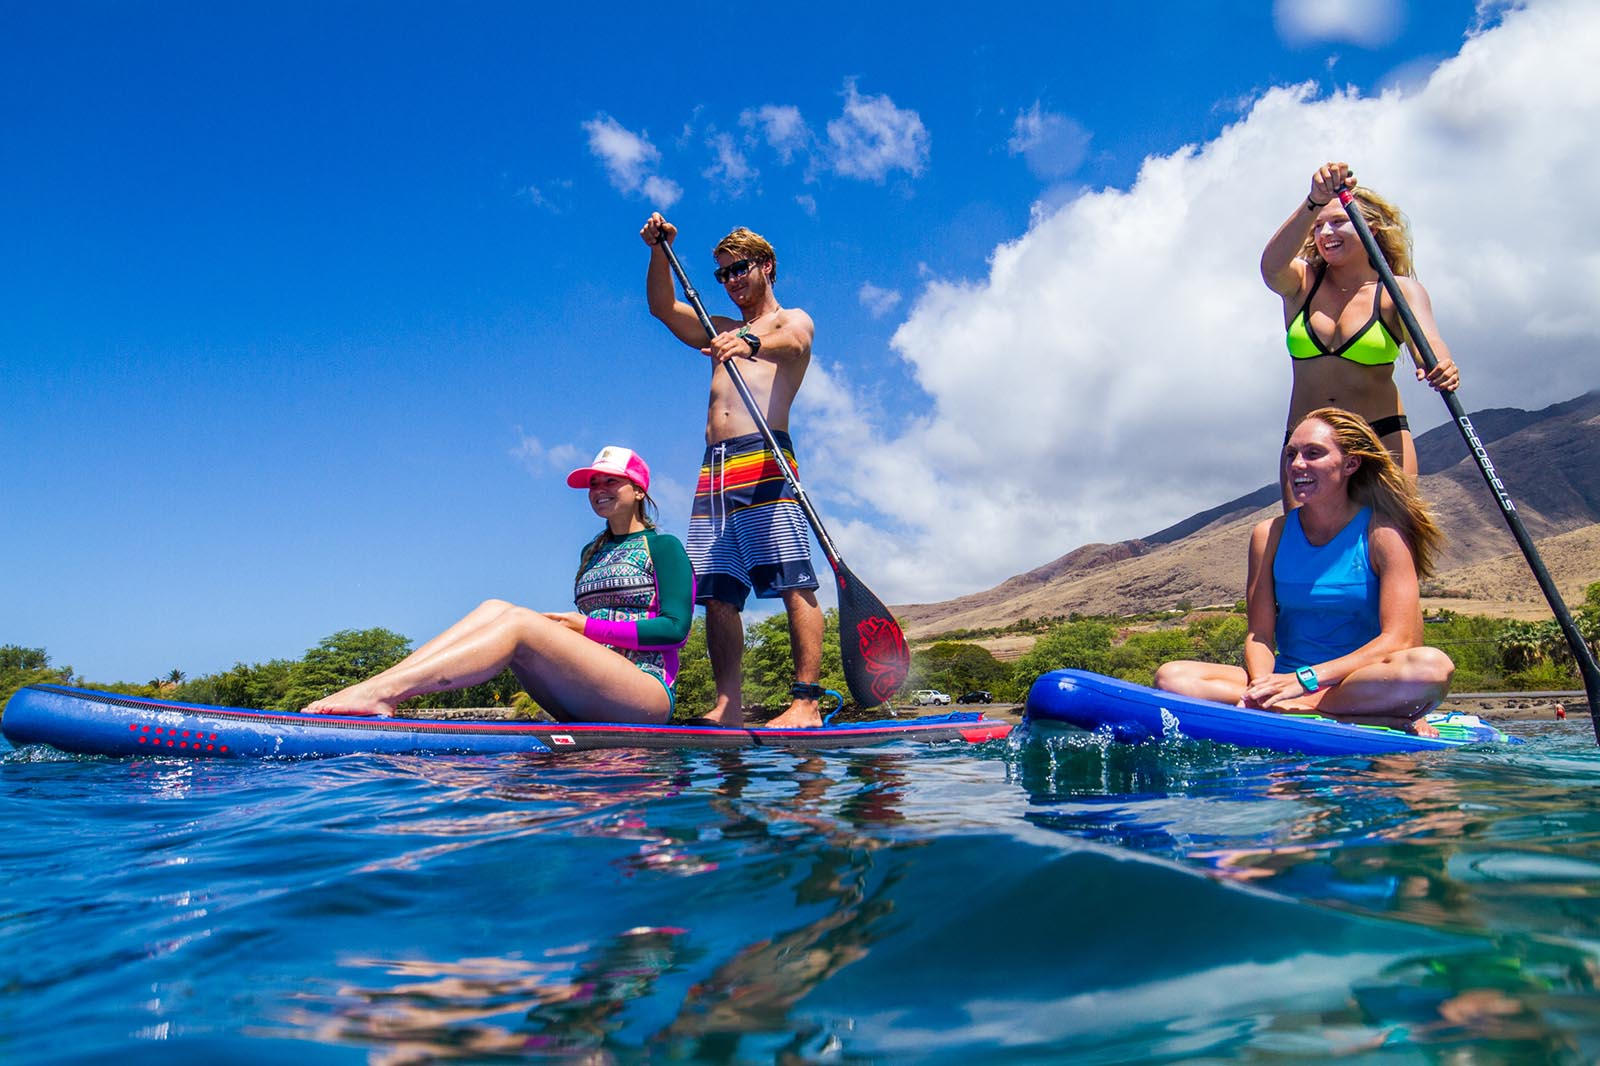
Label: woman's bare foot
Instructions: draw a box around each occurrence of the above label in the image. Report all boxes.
[302,684,399,717]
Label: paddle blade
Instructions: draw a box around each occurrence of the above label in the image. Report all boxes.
[834,564,909,707]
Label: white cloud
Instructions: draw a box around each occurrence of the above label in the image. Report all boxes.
[1009,102,1092,180]
[1275,0,1405,47]
[703,130,756,197]
[799,0,1599,605]
[795,193,818,216]
[640,175,682,207]
[510,432,581,477]
[826,79,930,182]
[582,113,681,207]
[520,179,572,212]
[741,104,812,165]
[858,282,903,318]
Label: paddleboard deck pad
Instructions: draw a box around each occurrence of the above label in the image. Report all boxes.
[1025,669,1520,756]
[3,685,1012,759]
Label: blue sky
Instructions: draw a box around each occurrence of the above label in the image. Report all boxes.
[6,0,1594,684]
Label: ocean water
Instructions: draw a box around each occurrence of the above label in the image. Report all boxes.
[4,716,1599,1064]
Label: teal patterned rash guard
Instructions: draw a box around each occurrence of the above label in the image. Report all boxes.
[573,529,695,690]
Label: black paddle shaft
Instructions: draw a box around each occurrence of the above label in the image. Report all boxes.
[653,237,910,707]
[1338,187,1600,737]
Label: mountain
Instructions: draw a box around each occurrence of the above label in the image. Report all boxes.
[897,392,1600,641]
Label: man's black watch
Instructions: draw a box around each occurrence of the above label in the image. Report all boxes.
[737,326,761,356]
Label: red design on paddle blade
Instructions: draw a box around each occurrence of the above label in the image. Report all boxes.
[856,615,910,704]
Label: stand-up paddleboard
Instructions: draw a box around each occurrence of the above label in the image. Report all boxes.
[2,685,1012,759]
[1025,669,1520,756]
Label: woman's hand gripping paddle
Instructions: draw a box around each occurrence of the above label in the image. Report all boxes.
[655,237,910,708]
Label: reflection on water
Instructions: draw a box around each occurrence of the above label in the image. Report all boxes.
[289,928,691,1063]
[1015,720,1600,1060]
[258,749,911,1063]
[7,722,1600,1061]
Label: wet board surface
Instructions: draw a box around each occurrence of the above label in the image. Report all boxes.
[3,685,1012,759]
[1024,669,1520,756]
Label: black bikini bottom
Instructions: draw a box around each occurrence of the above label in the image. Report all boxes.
[1285,413,1410,444]
[1369,413,1410,438]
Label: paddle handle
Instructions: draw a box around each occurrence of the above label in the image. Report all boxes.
[1338,187,1600,734]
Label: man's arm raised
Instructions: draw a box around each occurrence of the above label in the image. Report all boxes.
[641,213,723,347]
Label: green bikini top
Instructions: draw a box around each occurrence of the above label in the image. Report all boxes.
[1286,267,1402,366]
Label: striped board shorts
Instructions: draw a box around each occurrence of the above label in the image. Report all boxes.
[688,430,819,610]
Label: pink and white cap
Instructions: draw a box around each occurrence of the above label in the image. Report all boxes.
[566,446,651,493]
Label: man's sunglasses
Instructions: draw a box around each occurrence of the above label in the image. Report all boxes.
[713,258,760,284]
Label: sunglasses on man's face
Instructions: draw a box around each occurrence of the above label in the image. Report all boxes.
[713,258,758,284]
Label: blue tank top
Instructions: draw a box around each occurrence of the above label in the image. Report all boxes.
[1272,507,1380,672]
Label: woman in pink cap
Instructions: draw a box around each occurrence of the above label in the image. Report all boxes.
[303,446,694,721]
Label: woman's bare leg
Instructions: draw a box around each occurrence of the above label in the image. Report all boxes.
[303,599,521,714]
[382,599,519,674]
[1154,661,1249,705]
[1313,647,1454,733]
[304,605,670,723]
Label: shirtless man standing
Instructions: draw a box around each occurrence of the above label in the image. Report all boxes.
[641,213,825,729]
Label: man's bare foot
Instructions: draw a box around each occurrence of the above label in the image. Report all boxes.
[684,709,743,728]
[689,696,743,729]
[763,698,822,730]
[1407,717,1441,738]
[302,685,398,717]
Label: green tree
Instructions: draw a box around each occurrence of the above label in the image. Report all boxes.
[180,658,298,709]
[1187,615,1248,666]
[908,641,1011,697]
[1421,613,1504,691]
[0,645,74,710]
[1579,582,1600,661]
[734,608,848,715]
[1105,630,1194,683]
[1496,620,1548,673]
[1006,620,1115,701]
[281,628,412,710]
[670,618,714,721]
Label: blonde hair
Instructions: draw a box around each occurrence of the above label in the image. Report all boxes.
[575,491,659,582]
[1299,186,1414,277]
[1295,407,1443,577]
[713,227,777,282]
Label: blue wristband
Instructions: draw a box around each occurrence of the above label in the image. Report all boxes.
[1295,666,1319,692]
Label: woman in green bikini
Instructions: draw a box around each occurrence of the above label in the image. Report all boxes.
[1262,162,1460,508]
[303,446,694,722]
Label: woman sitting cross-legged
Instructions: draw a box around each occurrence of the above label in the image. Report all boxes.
[303,446,693,722]
[1154,408,1454,735]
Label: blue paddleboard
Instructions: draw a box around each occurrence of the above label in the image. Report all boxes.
[2,684,1011,760]
[1024,669,1519,755]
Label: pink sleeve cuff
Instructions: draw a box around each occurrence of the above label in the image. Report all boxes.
[583,616,639,649]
